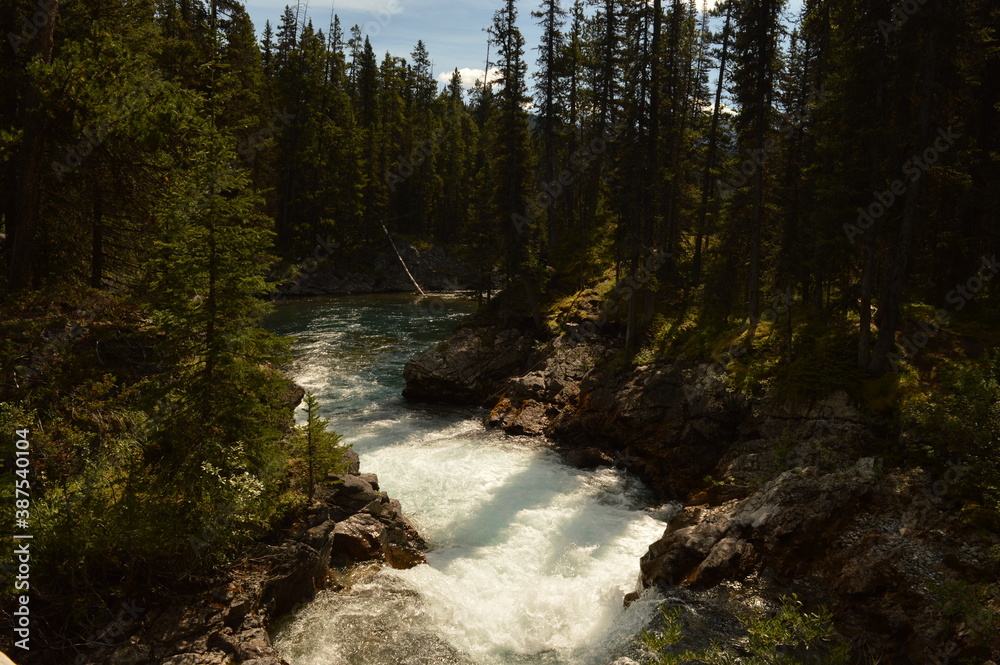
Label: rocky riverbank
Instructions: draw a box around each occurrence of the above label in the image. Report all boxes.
[30,451,426,665]
[402,308,1000,663]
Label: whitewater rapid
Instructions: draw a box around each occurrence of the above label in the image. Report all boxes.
[266,294,667,665]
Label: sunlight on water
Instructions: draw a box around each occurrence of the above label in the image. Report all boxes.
[266,295,666,665]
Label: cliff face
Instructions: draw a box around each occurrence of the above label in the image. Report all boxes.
[403,325,1000,664]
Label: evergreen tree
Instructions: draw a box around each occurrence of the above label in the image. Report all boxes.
[294,393,347,501]
[532,0,567,250]
[731,0,787,348]
[146,137,291,547]
[490,0,535,282]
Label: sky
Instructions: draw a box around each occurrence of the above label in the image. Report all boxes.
[244,0,805,94]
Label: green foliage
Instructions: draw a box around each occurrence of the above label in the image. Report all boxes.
[641,596,850,665]
[932,579,1000,650]
[773,321,866,403]
[771,428,797,469]
[2,0,998,654]
[741,596,850,664]
[0,241,296,608]
[898,352,1000,515]
[291,393,350,500]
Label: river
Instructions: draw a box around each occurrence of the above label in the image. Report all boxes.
[265,294,668,665]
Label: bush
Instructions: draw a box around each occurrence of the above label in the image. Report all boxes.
[641,595,850,665]
[898,352,1000,516]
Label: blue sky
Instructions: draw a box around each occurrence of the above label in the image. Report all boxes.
[244,0,805,93]
[245,0,519,88]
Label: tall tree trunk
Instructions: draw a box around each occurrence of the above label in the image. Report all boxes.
[693,2,733,288]
[7,0,60,292]
[869,19,939,373]
[542,0,559,250]
[91,190,104,289]
[739,0,783,351]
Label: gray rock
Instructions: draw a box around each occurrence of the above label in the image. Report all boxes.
[403,327,538,404]
[326,473,380,509]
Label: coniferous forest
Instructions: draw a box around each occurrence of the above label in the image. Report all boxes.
[1,0,999,662]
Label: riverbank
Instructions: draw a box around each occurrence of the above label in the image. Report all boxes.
[272,239,482,299]
[28,452,427,665]
[402,303,1000,663]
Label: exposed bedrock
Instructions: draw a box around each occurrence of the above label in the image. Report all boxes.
[403,322,1000,662]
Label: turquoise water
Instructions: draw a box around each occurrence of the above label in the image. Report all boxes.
[266,294,665,665]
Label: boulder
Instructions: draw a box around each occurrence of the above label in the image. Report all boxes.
[560,447,614,469]
[403,327,538,404]
[331,512,426,570]
[341,448,361,474]
[641,459,880,589]
[325,473,380,510]
[332,514,385,564]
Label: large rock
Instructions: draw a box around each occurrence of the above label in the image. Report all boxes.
[502,356,750,497]
[639,459,1000,661]
[640,459,880,588]
[403,327,538,404]
[332,513,387,563]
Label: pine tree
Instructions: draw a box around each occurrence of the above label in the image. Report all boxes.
[731,0,787,349]
[294,393,347,501]
[692,0,735,288]
[6,0,60,291]
[532,0,567,250]
[146,136,291,544]
[490,0,535,280]
[410,40,437,109]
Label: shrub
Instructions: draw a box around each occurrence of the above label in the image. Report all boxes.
[898,352,1000,515]
[641,595,850,665]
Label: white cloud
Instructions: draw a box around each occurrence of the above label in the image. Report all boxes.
[316,0,404,13]
[683,0,723,9]
[437,67,502,88]
[701,101,736,115]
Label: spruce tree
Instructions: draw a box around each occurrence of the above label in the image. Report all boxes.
[295,392,347,501]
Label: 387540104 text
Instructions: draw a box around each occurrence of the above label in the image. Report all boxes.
[13,428,32,651]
